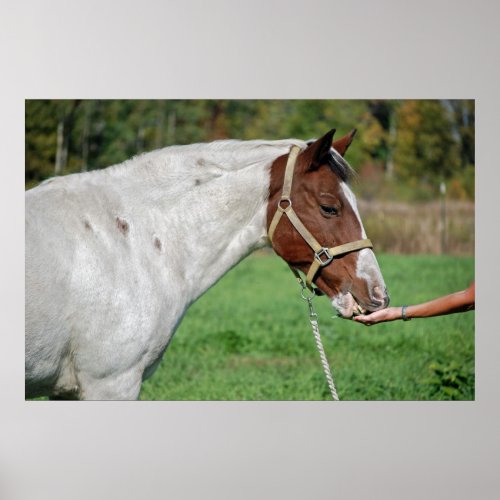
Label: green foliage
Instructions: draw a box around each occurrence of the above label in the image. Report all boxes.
[448,163,475,200]
[140,253,474,401]
[393,100,465,196]
[25,100,59,186]
[423,360,474,400]
[25,99,475,202]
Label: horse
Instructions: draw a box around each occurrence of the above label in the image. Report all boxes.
[25,129,389,400]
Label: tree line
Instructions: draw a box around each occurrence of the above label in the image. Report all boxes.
[25,99,474,200]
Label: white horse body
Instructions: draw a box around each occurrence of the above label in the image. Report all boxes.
[25,139,306,399]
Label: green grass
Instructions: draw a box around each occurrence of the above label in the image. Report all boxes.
[140,253,474,401]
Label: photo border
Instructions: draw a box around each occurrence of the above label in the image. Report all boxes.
[2,1,499,499]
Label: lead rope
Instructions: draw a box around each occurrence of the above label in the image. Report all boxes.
[295,275,339,401]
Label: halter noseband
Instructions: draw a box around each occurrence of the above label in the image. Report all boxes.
[268,145,373,290]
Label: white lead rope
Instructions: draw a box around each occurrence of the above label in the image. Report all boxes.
[295,274,339,401]
[305,296,340,401]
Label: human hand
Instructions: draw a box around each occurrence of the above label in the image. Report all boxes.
[353,307,402,326]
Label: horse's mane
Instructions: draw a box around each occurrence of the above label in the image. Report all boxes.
[128,139,355,184]
[328,149,355,183]
[42,139,353,188]
[117,139,308,175]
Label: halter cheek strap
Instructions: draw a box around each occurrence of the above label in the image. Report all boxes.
[268,145,373,289]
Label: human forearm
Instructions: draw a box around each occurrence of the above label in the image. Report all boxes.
[353,282,475,325]
[404,287,475,319]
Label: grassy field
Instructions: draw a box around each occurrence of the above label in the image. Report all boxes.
[140,252,474,401]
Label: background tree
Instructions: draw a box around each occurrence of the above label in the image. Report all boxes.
[25,99,474,202]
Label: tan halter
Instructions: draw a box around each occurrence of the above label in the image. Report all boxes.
[268,145,373,290]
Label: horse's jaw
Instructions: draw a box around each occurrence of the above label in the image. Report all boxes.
[331,288,390,318]
[330,291,365,319]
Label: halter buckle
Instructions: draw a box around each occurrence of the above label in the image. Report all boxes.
[314,247,334,267]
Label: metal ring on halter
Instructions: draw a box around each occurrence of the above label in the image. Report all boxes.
[278,197,292,212]
[314,247,334,267]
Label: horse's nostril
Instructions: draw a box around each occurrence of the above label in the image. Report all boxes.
[372,286,390,308]
[384,292,390,308]
[370,300,383,309]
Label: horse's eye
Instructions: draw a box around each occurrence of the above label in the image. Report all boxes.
[320,205,339,216]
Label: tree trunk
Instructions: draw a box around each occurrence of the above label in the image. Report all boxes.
[209,101,227,140]
[155,104,165,149]
[81,101,92,172]
[54,100,80,175]
[385,106,397,179]
[54,119,65,175]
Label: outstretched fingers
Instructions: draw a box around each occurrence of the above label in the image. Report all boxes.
[353,307,401,326]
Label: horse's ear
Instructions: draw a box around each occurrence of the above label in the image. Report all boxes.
[332,128,357,156]
[302,129,336,171]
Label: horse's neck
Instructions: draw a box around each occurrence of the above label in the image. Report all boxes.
[175,163,271,301]
[111,155,272,302]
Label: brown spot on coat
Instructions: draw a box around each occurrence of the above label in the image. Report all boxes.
[154,236,162,251]
[83,220,92,230]
[116,217,129,236]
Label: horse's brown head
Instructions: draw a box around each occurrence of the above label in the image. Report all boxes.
[267,129,389,318]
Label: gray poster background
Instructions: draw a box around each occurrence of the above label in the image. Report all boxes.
[1,1,499,499]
